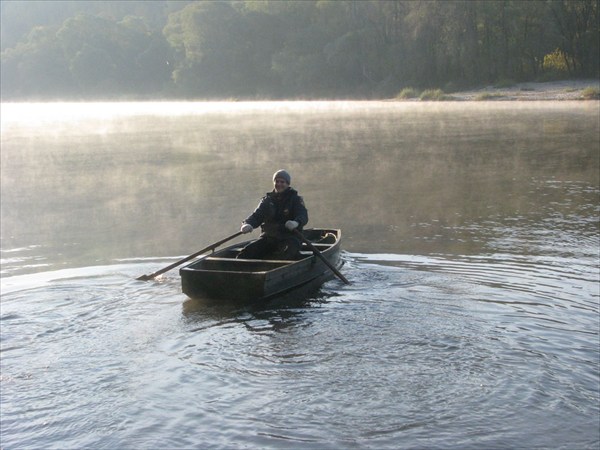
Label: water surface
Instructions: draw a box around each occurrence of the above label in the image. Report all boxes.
[1,101,599,449]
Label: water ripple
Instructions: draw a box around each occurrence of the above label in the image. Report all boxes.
[1,254,598,449]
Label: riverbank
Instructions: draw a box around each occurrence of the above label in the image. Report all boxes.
[448,79,600,101]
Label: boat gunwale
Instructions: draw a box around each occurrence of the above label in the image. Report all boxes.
[180,228,341,277]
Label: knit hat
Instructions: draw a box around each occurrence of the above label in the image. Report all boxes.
[273,169,291,184]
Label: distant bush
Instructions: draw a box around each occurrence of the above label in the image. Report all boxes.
[396,87,419,99]
[419,89,449,101]
[543,49,569,73]
[540,49,572,80]
[475,92,503,101]
[581,87,600,100]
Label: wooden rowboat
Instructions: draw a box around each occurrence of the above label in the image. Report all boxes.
[179,228,343,301]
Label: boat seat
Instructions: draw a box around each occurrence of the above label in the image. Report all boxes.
[316,232,337,244]
[224,242,333,260]
[301,243,333,250]
[195,256,295,272]
[205,256,296,264]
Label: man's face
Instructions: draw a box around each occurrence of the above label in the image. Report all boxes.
[274,177,289,193]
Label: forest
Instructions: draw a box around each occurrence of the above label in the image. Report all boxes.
[1,0,598,100]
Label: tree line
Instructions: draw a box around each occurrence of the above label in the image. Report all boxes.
[1,0,598,100]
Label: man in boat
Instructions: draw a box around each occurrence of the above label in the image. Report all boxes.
[237,169,308,260]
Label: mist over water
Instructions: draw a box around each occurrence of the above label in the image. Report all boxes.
[2,102,598,266]
[1,101,599,448]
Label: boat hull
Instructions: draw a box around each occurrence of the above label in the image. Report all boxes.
[180,229,342,301]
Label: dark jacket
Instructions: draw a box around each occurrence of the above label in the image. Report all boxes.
[244,188,308,239]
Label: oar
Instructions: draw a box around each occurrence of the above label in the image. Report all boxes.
[293,230,350,285]
[137,231,243,281]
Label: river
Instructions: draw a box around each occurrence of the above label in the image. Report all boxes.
[1,101,598,449]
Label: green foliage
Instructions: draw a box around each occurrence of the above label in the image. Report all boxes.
[1,0,599,100]
[543,49,569,77]
[396,87,419,99]
[581,86,600,100]
[419,89,449,101]
[475,92,504,101]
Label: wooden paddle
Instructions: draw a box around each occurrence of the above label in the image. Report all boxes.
[137,231,243,281]
[293,229,350,285]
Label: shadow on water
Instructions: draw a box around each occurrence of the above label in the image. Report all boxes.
[181,282,338,333]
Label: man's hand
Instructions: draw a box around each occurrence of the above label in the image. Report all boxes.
[241,223,253,234]
[285,220,299,231]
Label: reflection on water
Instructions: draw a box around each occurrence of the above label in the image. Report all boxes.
[1,101,598,448]
[181,296,321,334]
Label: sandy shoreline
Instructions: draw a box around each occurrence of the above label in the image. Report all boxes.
[447,78,599,101]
